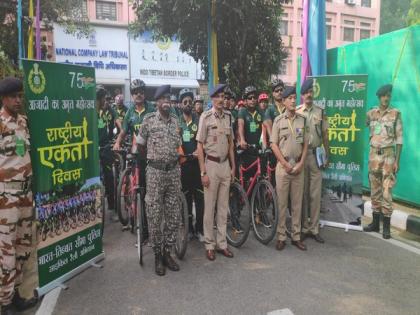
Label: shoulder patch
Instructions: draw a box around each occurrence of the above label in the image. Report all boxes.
[143,112,156,121]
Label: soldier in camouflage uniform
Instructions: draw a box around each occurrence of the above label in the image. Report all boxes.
[364,84,403,239]
[0,78,37,315]
[137,85,182,276]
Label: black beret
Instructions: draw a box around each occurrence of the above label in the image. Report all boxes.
[282,86,296,99]
[0,77,23,96]
[154,84,171,100]
[209,84,226,98]
[376,84,392,97]
[301,78,313,94]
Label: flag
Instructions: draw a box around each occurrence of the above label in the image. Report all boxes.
[27,0,34,59]
[207,0,219,94]
[301,0,327,85]
[17,0,23,67]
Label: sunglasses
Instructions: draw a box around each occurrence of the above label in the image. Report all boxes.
[224,96,231,100]
[131,89,145,95]
[183,100,192,105]
[247,95,257,100]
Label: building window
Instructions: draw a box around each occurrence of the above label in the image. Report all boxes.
[279,13,288,36]
[360,22,371,27]
[343,27,354,41]
[360,29,371,39]
[81,0,88,18]
[96,1,117,21]
[361,0,371,7]
[326,25,332,40]
[279,63,287,75]
[344,20,355,26]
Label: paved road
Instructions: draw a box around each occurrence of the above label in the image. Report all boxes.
[32,216,420,315]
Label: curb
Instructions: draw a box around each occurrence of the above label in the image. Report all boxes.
[364,201,420,236]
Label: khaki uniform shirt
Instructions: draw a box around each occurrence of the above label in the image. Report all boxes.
[196,108,233,159]
[296,104,328,149]
[366,107,403,148]
[271,112,307,164]
[0,108,32,182]
[138,111,181,162]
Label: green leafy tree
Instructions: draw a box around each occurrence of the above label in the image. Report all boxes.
[407,0,420,25]
[130,0,289,95]
[0,0,90,66]
[380,0,411,34]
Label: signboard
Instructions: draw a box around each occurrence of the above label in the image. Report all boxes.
[312,74,368,227]
[53,24,129,83]
[130,32,203,83]
[22,60,104,294]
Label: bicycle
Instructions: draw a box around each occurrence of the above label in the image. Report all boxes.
[237,144,279,245]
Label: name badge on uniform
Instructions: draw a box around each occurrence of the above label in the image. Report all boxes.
[15,137,26,157]
[183,130,191,142]
[98,118,105,129]
[374,122,381,135]
[250,122,257,133]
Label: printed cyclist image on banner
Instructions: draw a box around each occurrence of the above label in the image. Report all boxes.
[312,74,368,226]
[22,60,104,293]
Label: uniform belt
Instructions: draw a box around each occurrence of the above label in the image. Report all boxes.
[147,160,178,171]
[206,155,227,163]
[284,156,301,163]
[0,180,31,192]
[371,146,394,155]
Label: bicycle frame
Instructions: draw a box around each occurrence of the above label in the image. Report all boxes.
[239,157,261,198]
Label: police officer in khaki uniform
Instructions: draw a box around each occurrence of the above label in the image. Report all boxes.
[196,84,236,261]
[364,84,402,239]
[0,77,38,315]
[297,78,329,243]
[271,86,308,251]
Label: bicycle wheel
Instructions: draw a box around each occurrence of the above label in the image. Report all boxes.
[175,191,188,260]
[251,179,279,245]
[136,192,143,265]
[226,182,251,248]
[117,168,131,226]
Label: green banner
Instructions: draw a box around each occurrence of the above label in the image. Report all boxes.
[312,74,367,225]
[22,60,103,289]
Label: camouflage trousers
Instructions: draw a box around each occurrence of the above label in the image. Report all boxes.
[368,147,396,217]
[145,166,181,254]
[0,190,33,305]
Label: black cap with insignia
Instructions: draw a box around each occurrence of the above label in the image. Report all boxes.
[376,84,392,97]
[282,86,296,99]
[209,84,227,98]
[0,77,23,96]
[154,84,171,100]
[301,78,313,94]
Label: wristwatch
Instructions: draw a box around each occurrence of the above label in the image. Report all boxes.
[200,171,207,177]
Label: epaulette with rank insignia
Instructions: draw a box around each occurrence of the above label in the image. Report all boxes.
[202,110,213,119]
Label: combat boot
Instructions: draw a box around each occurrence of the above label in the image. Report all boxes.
[154,252,166,276]
[383,216,391,239]
[1,304,15,315]
[163,248,180,271]
[364,212,380,232]
[12,290,38,311]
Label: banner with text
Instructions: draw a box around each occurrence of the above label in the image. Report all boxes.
[312,74,367,226]
[22,60,103,291]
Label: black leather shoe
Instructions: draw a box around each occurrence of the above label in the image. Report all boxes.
[1,304,15,315]
[154,253,166,276]
[12,291,38,311]
[312,234,325,243]
[163,250,180,271]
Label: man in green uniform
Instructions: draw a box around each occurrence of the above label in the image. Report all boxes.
[364,84,403,239]
[0,77,38,315]
[178,89,204,241]
[264,79,285,140]
[97,85,117,217]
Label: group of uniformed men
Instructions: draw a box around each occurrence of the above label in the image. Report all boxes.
[0,74,403,312]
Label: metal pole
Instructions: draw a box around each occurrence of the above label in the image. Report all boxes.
[127,1,132,84]
[17,0,23,68]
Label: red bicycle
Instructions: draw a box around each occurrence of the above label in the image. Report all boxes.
[237,144,279,244]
